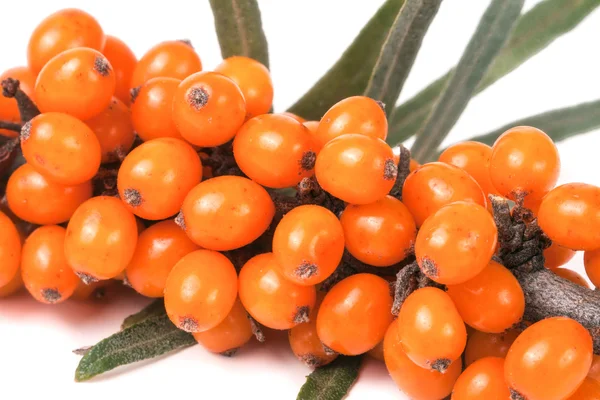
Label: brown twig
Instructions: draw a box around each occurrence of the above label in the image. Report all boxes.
[1,78,40,122]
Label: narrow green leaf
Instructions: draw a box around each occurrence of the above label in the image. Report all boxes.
[287,0,405,121]
[411,0,525,162]
[296,356,362,400]
[75,314,196,382]
[121,299,165,330]
[209,0,269,68]
[388,0,600,145]
[364,0,442,114]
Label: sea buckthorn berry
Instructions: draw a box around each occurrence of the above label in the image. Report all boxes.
[538,183,600,251]
[0,268,23,298]
[340,195,416,267]
[131,77,182,141]
[489,126,560,200]
[554,268,590,288]
[65,196,138,282]
[101,35,137,105]
[505,317,593,400]
[214,56,273,119]
[118,138,202,220]
[0,211,22,287]
[234,114,316,188]
[0,67,37,138]
[451,357,510,400]
[239,253,316,330]
[172,71,246,147]
[465,329,519,366]
[21,112,101,185]
[21,225,79,304]
[402,162,487,226]
[367,341,384,362]
[315,134,396,205]
[70,279,113,301]
[568,377,600,399]
[6,163,92,225]
[415,201,497,284]
[130,40,202,88]
[272,205,344,286]
[165,250,237,332]
[585,249,600,288]
[85,97,135,163]
[317,273,393,355]
[384,318,462,400]
[27,9,105,74]
[398,287,466,372]
[589,355,600,383]
[447,260,525,333]
[409,159,420,172]
[193,299,253,356]
[125,220,199,298]
[281,112,306,123]
[314,96,387,152]
[178,176,274,251]
[544,242,576,270]
[35,48,116,121]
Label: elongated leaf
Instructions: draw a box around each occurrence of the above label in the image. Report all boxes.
[287,0,405,120]
[364,0,442,114]
[209,0,269,68]
[75,314,196,382]
[121,299,165,330]
[388,0,600,145]
[296,356,362,400]
[411,0,524,162]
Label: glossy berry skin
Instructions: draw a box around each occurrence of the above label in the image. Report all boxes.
[384,318,462,400]
[131,77,182,141]
[281,112,305,123]
[21,112,101,185]
[131,40,202,88]
[101,35,137,105]
[0,211,21,287]
[0,67,36,138]
[589,355,600,383]
[118,138,202,220]
[27,8,105,74]
[125,220,199,298]
[239,253,316,330]
[315,96,387,152]
[568,377,600,400]
[179,176,274,251]
[317,273,393,355]
[505,317,593,400]
[193,299,253,355]
[272,205,344,286]
[403,162,487,226]
[214,56,273,119]
[6,163,92,225]
[165,250,237,332]
[65,196,138,281]
[447,260,525,333]
[544,242,576,270]
[465,329,519,366]
[538,183,600,251]
[340,195,416,267]
[35,48,116,121]
[585,249,600,288]
[489,126,560,200]
[21,225,79,304]
[451,357,510,400]
[172,71,246,147]
[415,201,497,285]
[233,114,315,188]
[315,134,397,205]
[554,268,590,288]
[0,268,23,298]
[85,97,135,163]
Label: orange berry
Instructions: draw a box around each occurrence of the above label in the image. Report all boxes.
[118,138,202,220]
[585,249,600,288]
[21,112,101,185]
[239,253,316,330]
[272,205,344,286]
[544,242,576,270]
[402,162,487,226]
[317,273,393,355]
[451,357,510,400]
[172,71,246,147]
[340,195,416,267]
[315,134,397,204]
[101,35,137,105]
[125,220,199,298]
[464,329,519,366]
[281,112,305,123]
[0,267,23,298]
[70,279,113,301]
[367,341,384,362]
[409,159,420,172]
[505,317,593,400]
[567,377,600,400]
[0,211,21,287]
[179,176,274,251]
[85,97,135,163]
[0,67,36,138]
[554,268,590,288]
[131,77,182,141]
[165,249,237,332]
[588,355,600,383]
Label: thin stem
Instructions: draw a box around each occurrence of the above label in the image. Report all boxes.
[1,78,40,122]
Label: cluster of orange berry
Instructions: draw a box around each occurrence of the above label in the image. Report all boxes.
[2,7,600,400]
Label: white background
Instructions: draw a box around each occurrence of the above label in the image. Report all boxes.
[1,0,600,398]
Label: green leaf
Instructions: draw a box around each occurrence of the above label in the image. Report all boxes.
[411,0,524,162]
[209,0,269,68]
[75,314,196,382]
[364,0,442,114]
[388,0,600,145]
[121,299,166,330]
[296,356,362,400]
[287,0,405,121]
